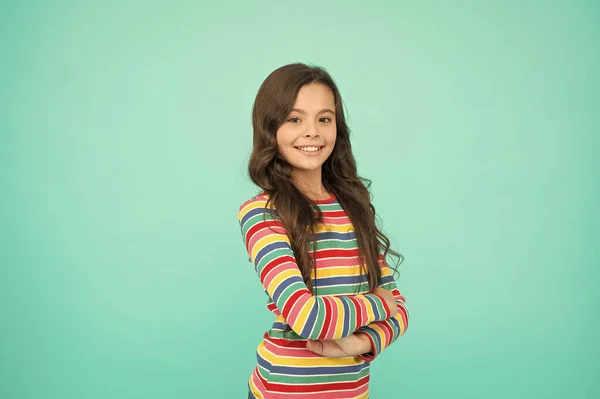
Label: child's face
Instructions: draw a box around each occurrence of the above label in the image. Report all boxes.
[276,82,337,175]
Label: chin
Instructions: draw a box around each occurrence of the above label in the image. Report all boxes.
[290,162,323,171]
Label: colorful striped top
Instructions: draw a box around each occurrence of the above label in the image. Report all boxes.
[238,192,409,399]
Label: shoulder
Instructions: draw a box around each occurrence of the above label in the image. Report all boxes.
[237,191,273,224]
[238,191,269,214]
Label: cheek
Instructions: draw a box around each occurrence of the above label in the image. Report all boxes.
[327,124,337,142]
[275,131,295,161]
[327,131,337,146]
[276,128,293,147]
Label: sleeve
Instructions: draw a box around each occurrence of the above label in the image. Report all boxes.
[355,253,409,362]
[238,197,393,340]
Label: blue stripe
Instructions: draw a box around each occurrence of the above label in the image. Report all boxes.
[272,275,303,304]
[271,321,289,331]
[341,297,350,336]
[365,295,381,320]
[317,275,366,286]
[314,231,356,240]
[379,274,395,285]
[256,353,272,369]
[300,299,318,338]
[361,326,381,355]
[240,207,264,227]
[240,205,278,227]
[389,316,400,333]
[270,362,368,375]
[254,241,291,269]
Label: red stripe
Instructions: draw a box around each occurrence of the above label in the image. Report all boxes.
[321,210,346,217]
[379,318,394,346]
[398,304,409,330]
[264,333,307,348]
[315,248,359,258]
[245,219,283,247]
[266,302,277,312]
[347,295,361,331]
[281,289,305,318]
[267,375,370,393]
[318,298,332,339]
[374,293,392,318]
[258,254,294,282]
[357,332,377,361]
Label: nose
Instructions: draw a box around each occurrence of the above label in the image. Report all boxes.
[304,122,320,138]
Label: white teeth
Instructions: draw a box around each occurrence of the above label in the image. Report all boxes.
[296,146,321,152]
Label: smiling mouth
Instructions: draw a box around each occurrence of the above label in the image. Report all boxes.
[294,146,324,153]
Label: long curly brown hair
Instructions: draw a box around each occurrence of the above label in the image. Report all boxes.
[248,62,402,293]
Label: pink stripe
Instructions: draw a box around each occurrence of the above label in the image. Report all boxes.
[325,298,339,339]
[398,303,409,331]
[250,368,271,399]
[379,320,393,348]
[248,224,287,249]
[251,361,370,398]
[286,290,309,329]
[264,341,324,358]
[357,295,368,327]
[262,262,294,289]
[317,258,362,267]
[260,380,370,399]
[282,383,369,399]
[320,216,352,225]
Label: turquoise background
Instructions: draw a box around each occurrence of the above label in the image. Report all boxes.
[1,1,598,398]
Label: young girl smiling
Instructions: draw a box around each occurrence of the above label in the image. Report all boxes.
[238,63,409,398]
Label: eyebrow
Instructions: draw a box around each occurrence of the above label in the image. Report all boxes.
[292,108,335,115]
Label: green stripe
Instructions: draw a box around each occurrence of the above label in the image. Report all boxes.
[268,366,370,384]
[314,239,358,249]
[311,300,326,337]
[255,247,291,274]
[316,283,369,296]
[268,329,303,340]
[345,296,357,332]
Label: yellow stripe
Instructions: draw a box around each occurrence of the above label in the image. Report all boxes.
[271,354,363,367]
[256,340,274,362]
[261,337,361,367]
[250,232,290,261]
[380,266,392,277]
[293,296,315,330]
[267,268,298,294]
[248,376,262,399]
[371,324,388,348]
[239,200,268,221]
[314,223,354,233]
[330,296,345,338]
[360,294,376,323]
[315,265,362,277]
[396,313,407,335]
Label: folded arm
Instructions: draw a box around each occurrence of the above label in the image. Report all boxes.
[238,197,393,340]
[355,254,409,361]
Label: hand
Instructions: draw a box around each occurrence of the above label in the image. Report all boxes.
[306,333,372,357]
[374,287,398,317]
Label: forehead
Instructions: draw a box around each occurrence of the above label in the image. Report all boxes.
[293,83,335,109]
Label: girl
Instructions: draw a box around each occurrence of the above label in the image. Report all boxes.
[238,63,409,399]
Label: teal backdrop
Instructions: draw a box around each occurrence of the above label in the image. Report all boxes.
[1,1,598,398]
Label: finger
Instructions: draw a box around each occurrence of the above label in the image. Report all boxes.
[306,340,323,354]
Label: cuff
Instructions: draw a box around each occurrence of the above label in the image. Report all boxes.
[371,293,392,320]
[355,330,379,362]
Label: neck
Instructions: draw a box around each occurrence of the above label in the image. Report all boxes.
[291,168,329,200]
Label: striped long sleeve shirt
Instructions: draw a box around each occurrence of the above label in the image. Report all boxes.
[238,192,409,399]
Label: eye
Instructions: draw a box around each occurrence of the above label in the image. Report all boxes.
[288,117,301,123]
[320,117,332,123]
